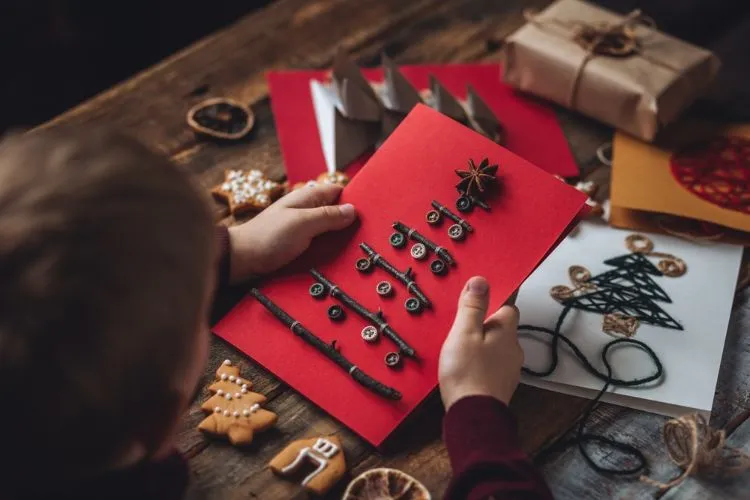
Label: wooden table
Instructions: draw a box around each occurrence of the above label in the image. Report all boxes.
[42,1,750,497]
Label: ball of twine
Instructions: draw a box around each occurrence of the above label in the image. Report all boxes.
[641,414,750,490]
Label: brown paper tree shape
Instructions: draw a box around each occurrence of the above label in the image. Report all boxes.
[198,359,277,446]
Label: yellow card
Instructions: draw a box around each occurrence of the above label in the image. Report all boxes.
[611,124,750,233]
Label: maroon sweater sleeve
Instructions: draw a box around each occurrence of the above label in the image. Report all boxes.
[443,395,554,500]
[215,226,231,290]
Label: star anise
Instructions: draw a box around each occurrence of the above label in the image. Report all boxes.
[455,158,498,198]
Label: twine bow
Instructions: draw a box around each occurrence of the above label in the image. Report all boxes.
[523,9,667,109]
[641,414,750,490]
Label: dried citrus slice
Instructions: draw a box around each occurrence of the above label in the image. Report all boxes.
[342,468,431,500]
[187,97,255,140]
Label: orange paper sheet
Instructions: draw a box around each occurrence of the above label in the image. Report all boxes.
[611,124,750,233]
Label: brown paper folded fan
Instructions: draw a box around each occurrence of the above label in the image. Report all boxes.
[429,75,469,124]
[332,49,382,122]
[382,53,422,114]
[467,84,506,145]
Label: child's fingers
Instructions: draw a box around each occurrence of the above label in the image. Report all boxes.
[299,203,357,236]
[449,276,490,337]
[484,304,520,340]
[279,183,343,209]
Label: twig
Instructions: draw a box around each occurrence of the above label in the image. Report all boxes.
[249,288,402,400]
[393,221,455,266]
[360,242,431,307]
[310,269,417,358]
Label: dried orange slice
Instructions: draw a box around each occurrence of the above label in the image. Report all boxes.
[187,97,255,140]
[342,468,431,500]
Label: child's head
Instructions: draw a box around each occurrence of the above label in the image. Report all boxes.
[0,128,216,487]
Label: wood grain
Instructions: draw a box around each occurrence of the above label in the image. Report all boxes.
[38,0,750,498]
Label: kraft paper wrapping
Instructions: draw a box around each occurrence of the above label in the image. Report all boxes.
[502,0,720,142]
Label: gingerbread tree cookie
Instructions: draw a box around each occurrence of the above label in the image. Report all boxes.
[268,435,346,495]
[198,359,277,446]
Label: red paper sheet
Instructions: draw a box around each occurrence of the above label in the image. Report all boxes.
[267,64,579,184]
[214,105,588,446]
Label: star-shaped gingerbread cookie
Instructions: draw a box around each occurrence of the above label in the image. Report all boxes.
[212,169,284,215]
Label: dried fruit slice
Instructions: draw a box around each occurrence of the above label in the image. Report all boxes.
[342,468,431,500]
[187,97,255,140]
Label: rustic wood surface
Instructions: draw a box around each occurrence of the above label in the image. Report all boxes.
[41,0,750,498]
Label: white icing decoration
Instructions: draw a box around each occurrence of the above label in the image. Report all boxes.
[223,359,232,366]
[241,387,248,394]
[214,406,222,413]
[216,389,224,396]
[228,375,236,382]
[280,438,340,487]
[233,411,240,418]
[223,410,230,417]
[220,374,228,381]
[241,384,248,390]
[250,403,260,413]
[234,393,241,399]
[242,409,251,417]
[225,393,232,400]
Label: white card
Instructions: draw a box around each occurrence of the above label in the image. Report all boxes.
[516,221,743,418]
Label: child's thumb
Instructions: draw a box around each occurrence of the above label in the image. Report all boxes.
[301,203,357,236]
[450,276,490,336]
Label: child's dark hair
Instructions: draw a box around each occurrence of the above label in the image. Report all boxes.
[0,128,215,489]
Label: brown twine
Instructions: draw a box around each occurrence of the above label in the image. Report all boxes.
[625,234,687,277]
[602,312,639,337]
[656,216,726,244]
[641,413,750,490]
[522,8,674,109]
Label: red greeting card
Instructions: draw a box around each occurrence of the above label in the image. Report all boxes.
[267,64,579,184]
[214,105,588,446]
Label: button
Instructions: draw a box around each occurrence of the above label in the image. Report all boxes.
[410,243,427,260]
[309,282,326,299]
[356,257,373,273]
[448,224,465,241]
[376,281,393,296]
[405,297,422,314]
[384,352,401,368]
[389,232,406,248]
[430,259,447,276]
[456,195,473,213]
[327,305,345,321]
[361,326,379,343]
[426,210,441,225]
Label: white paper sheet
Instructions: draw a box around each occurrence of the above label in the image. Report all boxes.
[516,222,743,417]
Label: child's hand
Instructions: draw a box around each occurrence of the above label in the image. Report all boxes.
[439,276,523,410]
[227,184,356,284]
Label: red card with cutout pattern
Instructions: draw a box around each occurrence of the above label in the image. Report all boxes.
[267,63,580,183]
[213,105,588,446]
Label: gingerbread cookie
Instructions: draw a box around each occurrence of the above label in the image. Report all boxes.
[268,435,346,495]
[316,171,350,187]
[212,169,284,215]
[197,359,277,446]
[342,468,431,500]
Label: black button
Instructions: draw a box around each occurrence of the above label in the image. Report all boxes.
[456,195,473,213]
[390,232,406,248]
[309,282,326,298]
[384,351,402,368]
[426,210,441,224]
[328,305,345,321]
[430,259,447,275]
[356,257,373,273]
[405,297,423,314]
[376,281,393,296]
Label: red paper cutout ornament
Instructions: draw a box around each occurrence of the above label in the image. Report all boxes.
[670,136,750,215]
